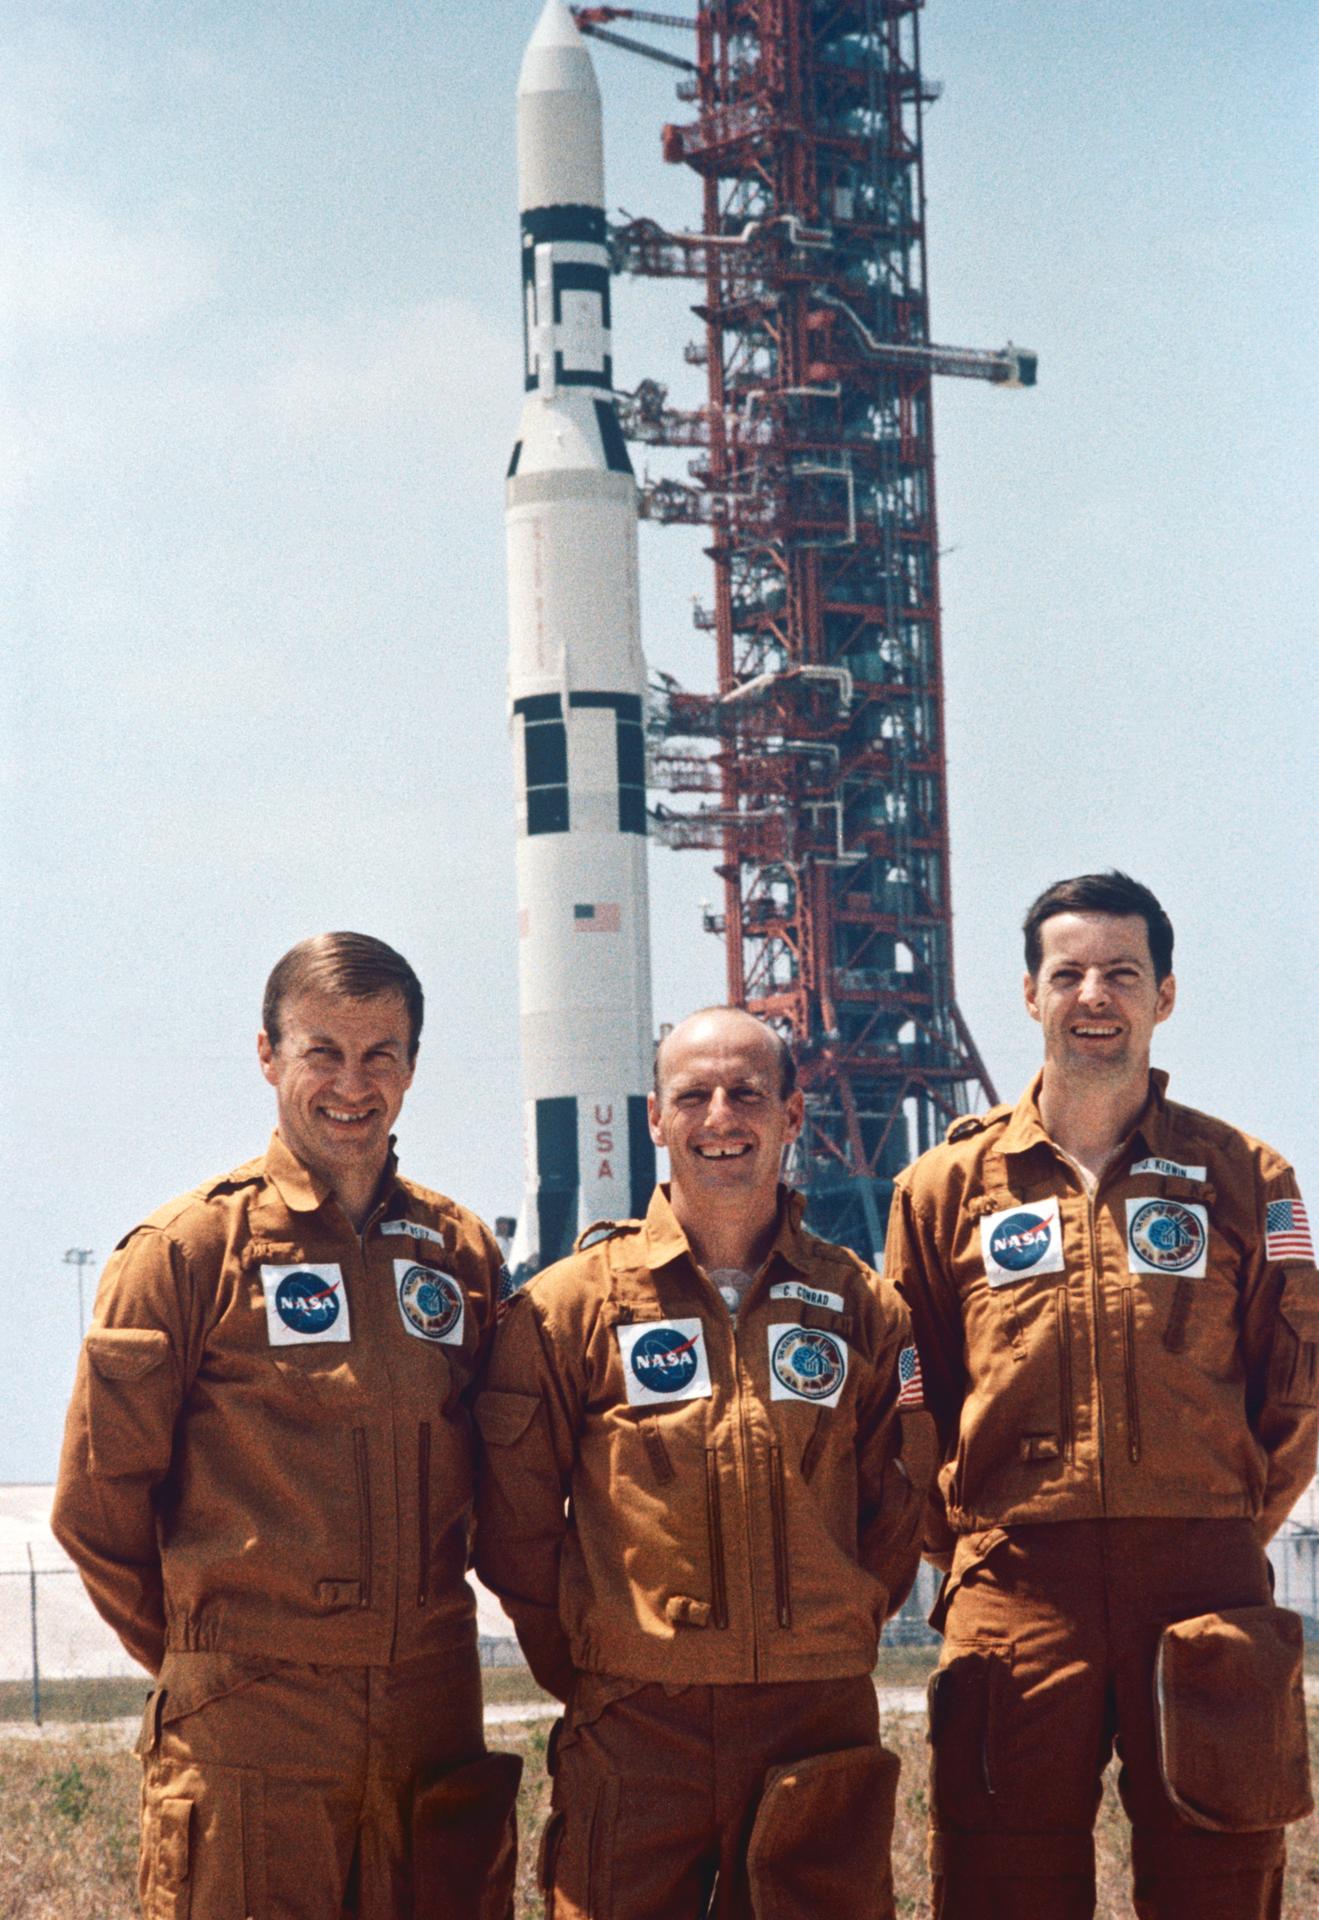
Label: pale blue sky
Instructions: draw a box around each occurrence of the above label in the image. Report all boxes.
[3,1,1315,1480]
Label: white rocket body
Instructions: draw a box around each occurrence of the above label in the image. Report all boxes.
[506,0,654,1273]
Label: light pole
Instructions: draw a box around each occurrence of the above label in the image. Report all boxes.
[63,1248,95,1340]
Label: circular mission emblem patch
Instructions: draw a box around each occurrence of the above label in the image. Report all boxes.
[772,1328,846,1401]
[988,1210,1054,1272]
[629,1325,701,1396]
[398,1264,463,1341]
[1128,1200,1206,1273]
[275,1270,341,1336]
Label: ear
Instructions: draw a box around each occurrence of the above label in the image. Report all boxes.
[1153,972,1176,1026]
[646,1089,665,1147]
[1023,970,1042,1024]
[257,1030,278,1087]
[782,1087,805,1145]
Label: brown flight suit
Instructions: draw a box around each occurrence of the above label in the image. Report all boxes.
[886,1071,1318,1920]
[53,1132,519,1920]
[475,1183,931,1919]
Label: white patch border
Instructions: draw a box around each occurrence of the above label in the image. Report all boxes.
[979,1196,1066,1287]
[1126,1198,1209,1278]
[767,1322,850,1408]
[617,1318,713,1407]
[393,1260,466,1345]
[259,1263,351,1345]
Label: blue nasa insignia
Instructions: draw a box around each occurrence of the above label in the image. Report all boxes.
[617,1318,713,1407]
[259,1264,351,1346]
[979,1196,1065,1285]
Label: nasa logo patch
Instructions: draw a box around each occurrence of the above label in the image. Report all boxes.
[617,1319,713,1407]
[259,1264,351,1346]
[768,1325,850,1407]
[1127,1199,1208,1277]
[980,1197,1065,1286]
[394,1261,466,1344]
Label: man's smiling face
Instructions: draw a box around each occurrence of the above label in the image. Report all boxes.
[648,1009,803,1213]
[1025,911,1175,1081]
[257,987,415,1193]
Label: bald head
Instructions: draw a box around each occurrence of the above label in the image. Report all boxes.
[654,1007,796,1103]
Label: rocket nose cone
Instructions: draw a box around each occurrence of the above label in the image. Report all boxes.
[519,0,599,99]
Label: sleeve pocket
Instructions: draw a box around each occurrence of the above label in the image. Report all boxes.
[474,1388,541,1447]
[1268,1276,1319,1407]
[85,1327,174,1477]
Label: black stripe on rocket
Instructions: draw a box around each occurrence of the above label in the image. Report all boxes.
[534,1093,656,1265]
[513,692,646,837]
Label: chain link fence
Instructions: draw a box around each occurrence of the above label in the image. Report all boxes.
[2,1513,1314,1727]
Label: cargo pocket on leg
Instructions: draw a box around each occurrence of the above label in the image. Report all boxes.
[141,1796,192,1920]
[410,1750,523,1920]
[1155,1604,1313,1831]
[927,1646,1011,1831]
[745,1743,900,1920]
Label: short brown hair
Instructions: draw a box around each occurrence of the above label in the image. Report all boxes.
[1023,872,1174,983]
[263,933,424,1060]
[653,1007,797,1100]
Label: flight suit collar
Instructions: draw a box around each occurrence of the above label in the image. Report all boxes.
[258,1131,403,1222]
[639,1183,813,1278]
[998,1069,1172,1164]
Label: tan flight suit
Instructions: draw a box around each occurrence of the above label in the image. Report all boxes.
[886,1071,1318,1920]
[53,1132,519,1920]
[475,1183,931,1919]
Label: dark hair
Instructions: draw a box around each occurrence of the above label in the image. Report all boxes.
[1023,873,1174,982]
[653,1007,797,1100]
[263,933,425,1060]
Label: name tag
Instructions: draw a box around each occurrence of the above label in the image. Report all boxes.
[1127,1199,1208,1277]
[768,1323,850,1407]
[1130,1157,1207,1183]
[394,1261,466,1344]
[381,1219,448,1250]
[260,1264,351,1345]
[979,1197,1065,1285]
[770,1279,845,1315]
[617,1319,713,1406]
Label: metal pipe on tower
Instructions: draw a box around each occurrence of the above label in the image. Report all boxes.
[505,0,655,1276]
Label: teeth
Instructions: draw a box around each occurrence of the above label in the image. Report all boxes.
[324,1108,371,1123]
[696,1144,749,1158]
[1074,1027,1119,1037]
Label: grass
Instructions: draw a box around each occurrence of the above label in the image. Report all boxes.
[1,1683,1315,1918]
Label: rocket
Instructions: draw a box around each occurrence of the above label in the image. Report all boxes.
[506,0,655,1275]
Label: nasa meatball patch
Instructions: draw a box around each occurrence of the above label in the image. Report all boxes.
[259,1264,351,1345]
[1126,1199,1209,1277]
[617,1319,713,1407]
[979,1196,1065,1285]
[394,1261,466,1344]
[768,1324,850,1407]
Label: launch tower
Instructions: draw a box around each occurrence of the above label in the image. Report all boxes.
[577,0,1032,1264]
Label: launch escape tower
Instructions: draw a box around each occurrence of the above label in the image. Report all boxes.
[574,1,1033,1263]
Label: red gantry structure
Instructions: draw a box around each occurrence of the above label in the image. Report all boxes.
[574,1,1034,1262]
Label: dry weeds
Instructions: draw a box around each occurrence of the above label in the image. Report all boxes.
[0,1695,1314,1918]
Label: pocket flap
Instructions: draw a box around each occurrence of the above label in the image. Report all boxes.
[1278,1274,1319,1340]
[86,1326,170,1380]
[156,1652,283,1724]
[474,1389,540,1447]
[1156,1605,1313,1831]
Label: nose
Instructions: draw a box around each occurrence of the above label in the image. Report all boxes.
[1077,969,1110,1008]
[705,1087,736,1127]
[334,1056,373,1100]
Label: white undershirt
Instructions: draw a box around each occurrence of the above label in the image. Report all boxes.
[709,1267,755,1319]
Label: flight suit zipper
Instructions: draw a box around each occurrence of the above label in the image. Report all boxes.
[768,1443,792,1628]
[417,1421,432,1605]
[1084,1189,1106,1500]
[704,1449,730,1629]
[1120,1292,1141,1462]
[1054,1289,1075,1464]
[352,1428,373,1608]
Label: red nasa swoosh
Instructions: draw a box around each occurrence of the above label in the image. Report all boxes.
[293,1278,341,1307]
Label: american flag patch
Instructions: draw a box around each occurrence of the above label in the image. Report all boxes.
[1265,1198,1314,1264]
[896,1343,924,1408]
[574,902,620,933]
